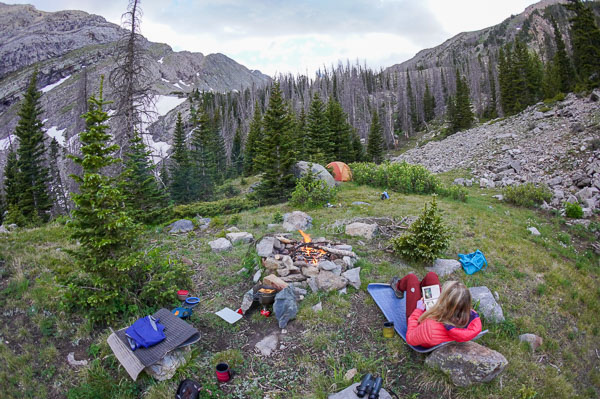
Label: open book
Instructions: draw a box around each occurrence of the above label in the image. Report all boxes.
[422,284,441,310]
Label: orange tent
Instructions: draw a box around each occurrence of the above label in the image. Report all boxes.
[326,161,352,182]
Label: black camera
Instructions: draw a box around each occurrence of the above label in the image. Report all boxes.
[356,374,383,399]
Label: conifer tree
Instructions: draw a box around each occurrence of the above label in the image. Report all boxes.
[423,83,436,123]
[243,103,263,176]
[68,78,137,323]
[2,150,23,224]
[306,92,329,164]
[551,16,575,93]
[255,82,297,204]
[565,0,600,89]
[120,130,167,224]
[351,130,365,163]
[483,61,498,120]
[294,107,309,161]
[48,138,69,214]
[366,110,384,164]
[159,159,169,189]
[326,97,353,163]
[169,112,194,203]
[447,72,474,133]
[230,126,244,177]
[14,70,52,224]
[406,71,419,131]
[190,109,216,201]
[211,110,227,185]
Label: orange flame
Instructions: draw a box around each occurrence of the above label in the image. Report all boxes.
[298,229,311,243]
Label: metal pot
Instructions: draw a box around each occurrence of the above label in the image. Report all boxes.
[256,285,276,306]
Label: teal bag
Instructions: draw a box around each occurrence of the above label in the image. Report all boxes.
[458,250,487,275]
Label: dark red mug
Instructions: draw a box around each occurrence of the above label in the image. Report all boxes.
[215,362,230,382]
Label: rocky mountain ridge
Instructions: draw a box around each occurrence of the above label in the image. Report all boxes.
[393,91,600,217]
[0,2,271,184]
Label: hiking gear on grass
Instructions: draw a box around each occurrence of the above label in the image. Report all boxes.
[367,283,487,353]
[326,161,352,182]
[459,250,488,275]
[406,307,481,348]
[176,378,202,399]
[389,276,404,299]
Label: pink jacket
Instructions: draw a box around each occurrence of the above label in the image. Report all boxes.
[406,309,482,347]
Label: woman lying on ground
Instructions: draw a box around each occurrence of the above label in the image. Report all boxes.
[392,272,482,348]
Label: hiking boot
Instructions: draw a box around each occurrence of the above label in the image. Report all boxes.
[389,276,404,299]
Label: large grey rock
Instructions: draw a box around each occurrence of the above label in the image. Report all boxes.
[519,333,543,351]
[274,287,298,328]
[282,211,313,232]
[345,222,378,239]
[255,332,279,357]
[240,289,255,313]
[342,267,361,289]
[145,347,190,381]
[226,231,253,244]
[293,161,336,188]
[427,259,462,277]
[167,219,194,233]
[256,236,275,257]
[315,271,348,292]
[470,286,505,322]
[329,383,393,399]
[425,341,508,387]
[318,260,342,276]
[208,238,232,253]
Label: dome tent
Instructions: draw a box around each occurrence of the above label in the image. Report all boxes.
[326,161,352,182]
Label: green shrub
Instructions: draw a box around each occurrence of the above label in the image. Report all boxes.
[390,196,450,263]
[173,197,258,219]
[290,169,338,209]
[350,161,440,194]
[215,183,241,199]
[503,183,552,208]
[437,184,468,202]
[272,210,284,224]
[565,202,584,219]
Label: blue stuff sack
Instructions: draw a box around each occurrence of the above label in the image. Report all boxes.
[458,250,488,275]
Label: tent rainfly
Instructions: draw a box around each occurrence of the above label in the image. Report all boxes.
[326,161,352,182]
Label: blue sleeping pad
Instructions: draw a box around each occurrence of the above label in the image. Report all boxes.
[367,283,488,353]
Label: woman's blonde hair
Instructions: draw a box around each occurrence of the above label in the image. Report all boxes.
[418,280,471,327]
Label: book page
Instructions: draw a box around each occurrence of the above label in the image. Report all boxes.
[422,284,441,310]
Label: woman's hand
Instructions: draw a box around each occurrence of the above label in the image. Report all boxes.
[416,298,426,311]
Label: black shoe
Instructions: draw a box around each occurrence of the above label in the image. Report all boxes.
[389,277,404,299]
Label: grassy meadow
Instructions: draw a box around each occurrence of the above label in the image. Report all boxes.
[0,175,599,399]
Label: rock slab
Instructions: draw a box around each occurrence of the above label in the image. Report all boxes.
[167,219,194,233]
[282,211,313,232]
[226,232,253,244]
[256,236,275,257]
[519,333,543,351]
[293,161,336,188]
[328,382,393,399]
[145,347,189,381]
[426,341,508,387]
[470,286,505,322]
[255,333,279,357]
[342,267,361,289]
[208,238,232,252]
[427,259,462,277]
[345,222,378,239]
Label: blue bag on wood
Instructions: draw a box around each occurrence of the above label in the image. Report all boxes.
[458,250,488,275]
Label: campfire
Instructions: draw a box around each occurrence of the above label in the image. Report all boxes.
[258,230,360,296]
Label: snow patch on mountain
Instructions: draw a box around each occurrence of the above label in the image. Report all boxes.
[41,75,71,93]
[142,134,171,164]
[157,57,164,64]
[0,135,16,150]
[46,126,66,146]
[154,95,186,117]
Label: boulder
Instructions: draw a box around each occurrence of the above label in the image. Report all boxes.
[315,271,348,291]
[240,289,255,313]
[453,178,465,186]
[264,257,281,273]
[274,287,298,328]
[527,227,541,236]
[145,347,190,381]
[167,219,194,233]
[352,201,371,206]
[425,341,508,387]
[342,256,356,269]
[345,222,378,239]
[576,187,597,203]
[0,225,9,234]
[208,238,232,252]
[318,260,342,276]
[256,237,275,257]
[282,211,313,232]
[519,333,543,351]
[197,217,211,230]
[342,267,361,289]
[226,232,253,244]
[427,259,462,277]
[469,286,505,322]
[479,178,495,189]
[302,265,320,277]
[293,161,336,188]
[255,332,279,357]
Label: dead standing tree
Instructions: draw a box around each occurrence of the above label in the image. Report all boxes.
[109,0,155,156]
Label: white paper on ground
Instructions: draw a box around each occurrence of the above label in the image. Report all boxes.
[215,307,243,324]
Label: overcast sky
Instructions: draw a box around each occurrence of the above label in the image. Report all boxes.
[11,0,538,76]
